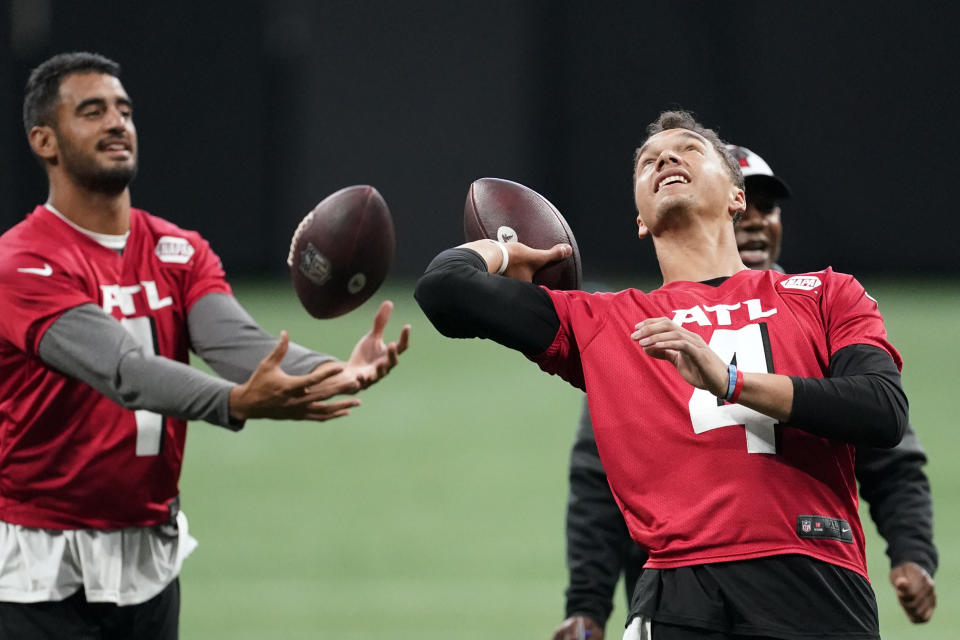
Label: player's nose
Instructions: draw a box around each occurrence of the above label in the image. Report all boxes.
[655,149,681,171]
[102,106,130,132]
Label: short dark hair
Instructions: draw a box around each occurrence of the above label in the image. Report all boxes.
[22,51,121,136]
[635,110,744,191]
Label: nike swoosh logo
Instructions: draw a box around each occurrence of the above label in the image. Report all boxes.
[841,527,850,532]
[17,263,53,276]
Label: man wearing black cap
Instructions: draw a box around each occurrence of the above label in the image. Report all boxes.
[550,145,937,640]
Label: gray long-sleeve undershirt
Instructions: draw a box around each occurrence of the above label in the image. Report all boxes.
[37,293,334,430]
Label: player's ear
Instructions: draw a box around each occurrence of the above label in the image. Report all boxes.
[28,125,58,163]
[728,186,746,220]
[636,213,649,239]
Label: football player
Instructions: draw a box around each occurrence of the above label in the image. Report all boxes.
[416,110,906,640]
[552,145,936,640]
[0,51,409,640]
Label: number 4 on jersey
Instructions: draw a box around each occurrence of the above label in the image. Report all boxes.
[688,323,777,454]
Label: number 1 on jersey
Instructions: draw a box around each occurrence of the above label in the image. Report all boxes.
[688,323,777,454]
[120,316,164,456]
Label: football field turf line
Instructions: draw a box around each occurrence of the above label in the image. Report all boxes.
[179,277,958,639]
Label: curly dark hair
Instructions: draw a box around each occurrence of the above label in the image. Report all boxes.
[22,51,121,136]
[635,109,744,191]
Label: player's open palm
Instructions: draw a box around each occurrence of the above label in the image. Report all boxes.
[343,300,411,389]
[229,331,362,421]
[632,317,728,396]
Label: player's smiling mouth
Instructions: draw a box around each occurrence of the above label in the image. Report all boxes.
[98,138,131,156]
[654,171,690,193]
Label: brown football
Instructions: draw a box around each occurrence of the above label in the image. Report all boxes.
[463,177,582,290]
[287,185,394,319]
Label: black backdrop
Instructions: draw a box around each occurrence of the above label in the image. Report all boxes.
[3,1,957,279]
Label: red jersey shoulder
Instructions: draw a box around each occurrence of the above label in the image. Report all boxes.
[543,287,625,322]
[0,207,82,278]
[775,267,874,309]
[775,268,831,300]
[131,208,217,269]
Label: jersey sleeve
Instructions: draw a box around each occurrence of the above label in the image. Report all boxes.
[182,233,232,311]
[528,289,602,391]
[0,251,96,355]
[822,269,902,370]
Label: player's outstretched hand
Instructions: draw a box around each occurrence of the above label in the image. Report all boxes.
[341,300,411,389]
[229,331,362,422]
[552,615,604,640]
[459,239,572,282]
[631,317,728,396]
[890,561,936,623]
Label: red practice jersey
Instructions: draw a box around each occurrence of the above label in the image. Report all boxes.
[532,268,901,578]
[0,206,231,529]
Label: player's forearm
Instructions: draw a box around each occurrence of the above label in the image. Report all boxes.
[39,304,240,429]
[415,247,559,354]
[734,372,793,422]
[788,344,907,448]
[188,293,334,382]
[730,346,905,447]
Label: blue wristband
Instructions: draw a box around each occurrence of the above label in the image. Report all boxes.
[724,363,737,400]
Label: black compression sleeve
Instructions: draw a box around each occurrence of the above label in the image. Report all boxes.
[790,344,907,448]
[414,248,560,354]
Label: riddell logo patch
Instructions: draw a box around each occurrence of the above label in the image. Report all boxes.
[155,236,195,264]
[780,275,821,291]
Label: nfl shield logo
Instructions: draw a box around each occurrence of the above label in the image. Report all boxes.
[801,519,812,533]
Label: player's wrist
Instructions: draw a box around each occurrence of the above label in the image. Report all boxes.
[715,363,743,402]
[228,384,251,421]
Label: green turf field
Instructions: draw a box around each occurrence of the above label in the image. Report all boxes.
[179,277,958,639]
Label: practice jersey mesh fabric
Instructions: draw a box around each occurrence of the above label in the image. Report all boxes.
[531,268,901,579]
[0,206,231,529]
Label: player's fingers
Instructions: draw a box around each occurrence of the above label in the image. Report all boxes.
[285,365,348,396]
[633,328,687,347]
[395,324,411,354]
[303,378,361,402]
[642,346,680,363]
[913,595,935,622]
[634,316,673,331]
[370,300,393,338]
[261,330,290,368]
[384,342,400,369]
[551,620,574,640]
[305,407,354,421]
[305,398,361,416]
[631,318,685,342]
[375,356,390,380]
[544,243,572,262]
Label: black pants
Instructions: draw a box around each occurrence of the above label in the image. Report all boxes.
[0,578,179,640]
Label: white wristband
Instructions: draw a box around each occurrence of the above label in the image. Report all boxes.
[493,240,509,275]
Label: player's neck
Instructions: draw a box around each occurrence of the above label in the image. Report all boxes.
[653,223,748,284]
[46,180,131,235]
